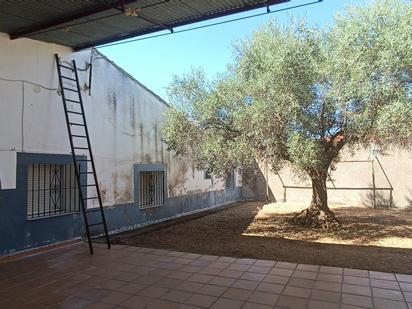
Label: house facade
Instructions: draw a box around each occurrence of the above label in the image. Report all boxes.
[0,33,242,256]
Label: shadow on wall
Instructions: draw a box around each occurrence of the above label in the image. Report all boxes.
[361,187,394,209]
[242,164,275,202]
[404,188,412,212]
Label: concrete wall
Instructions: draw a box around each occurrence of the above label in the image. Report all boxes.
[0,33,242,255]
[248,147,412,209]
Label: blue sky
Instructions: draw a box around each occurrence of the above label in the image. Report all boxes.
[99,0,357,101]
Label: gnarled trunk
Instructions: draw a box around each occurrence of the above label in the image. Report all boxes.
[293,169,341,229]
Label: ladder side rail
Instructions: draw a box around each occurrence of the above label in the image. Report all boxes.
[55,54,94,255]
[72,60,111,249]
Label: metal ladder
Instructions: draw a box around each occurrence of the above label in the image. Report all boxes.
[55,54,110,254]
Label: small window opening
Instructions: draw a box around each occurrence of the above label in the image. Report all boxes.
[138,171,165,208]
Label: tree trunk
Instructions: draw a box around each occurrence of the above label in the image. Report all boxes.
[293,170,341,229]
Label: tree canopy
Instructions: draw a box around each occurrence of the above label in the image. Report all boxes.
[162,0,412,227]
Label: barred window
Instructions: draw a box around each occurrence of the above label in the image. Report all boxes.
[225,170,235,190]
[27,164,80,219]
[138,171,165,208]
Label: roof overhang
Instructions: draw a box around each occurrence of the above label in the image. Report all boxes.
[0,0,289,51]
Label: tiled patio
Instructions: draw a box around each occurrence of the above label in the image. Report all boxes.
[0,244,411,309]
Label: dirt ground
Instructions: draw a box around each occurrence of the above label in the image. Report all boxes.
[111,202,412,274]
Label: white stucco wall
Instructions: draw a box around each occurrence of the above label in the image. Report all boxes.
[0,33,236,205]
[256,146,412,209]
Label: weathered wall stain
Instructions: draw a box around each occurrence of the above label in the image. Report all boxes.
[168,158,189,197]
[107,91,117,127]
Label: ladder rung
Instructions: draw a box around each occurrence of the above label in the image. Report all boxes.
[81,184,96,187]
[67,111,82,115]
[61,76,76,82]
[65,99,81,104]
[73,147,89,150]
[88,222,103,227]
[63,87,78,92]
[76,159,91,162]
[69,122,85,126]
[84,196,98,200]
[59,64,74,70]
[72,134,87,138]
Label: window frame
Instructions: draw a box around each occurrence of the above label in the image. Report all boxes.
[133,164,167,209]
[16,152,87,221]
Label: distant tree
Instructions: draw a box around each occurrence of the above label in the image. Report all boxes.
[163,0,412,228]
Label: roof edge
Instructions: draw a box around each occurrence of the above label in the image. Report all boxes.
[91,48,171,108]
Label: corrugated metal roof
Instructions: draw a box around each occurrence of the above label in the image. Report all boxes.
[0,0,289,50]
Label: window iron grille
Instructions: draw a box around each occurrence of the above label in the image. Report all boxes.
[138,171,165,208]
[27,163,80,219]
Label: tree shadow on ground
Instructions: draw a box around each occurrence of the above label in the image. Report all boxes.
[111,202,412,274]
[246,205,412,245]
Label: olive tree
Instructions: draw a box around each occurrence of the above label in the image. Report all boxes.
[163,0,412,228]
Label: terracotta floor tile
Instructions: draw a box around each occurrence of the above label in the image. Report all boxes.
[84,301,114,309]
[232,279,259,290]
[184,293,217,308]
[343,284,372,296]
[374,298,409,309]
[233,258,256,265]
[292,270,318,280]
[288,278,316,289]
[271,268,294,277]
[177,281,205,293]
[254,260,276,267]
[372,287,404,301]
[248,291,279,305]
[344,276,370,287]
[219,269,244,279]
[369,271,396,281]
[210,297,244,309]
[282,286,311,299]
[341,293,373,308]
[209,276,236,287]
[396,274,412,283]
[161,290,193,303]
[248,265,271,274]
[101,291,132,304]
[311,290,341,303]
[217,256,237,263]
[223,287,252,301]
[263,274,290,285]
[240,272,266,281]
[198,284,228,297]
[188,274,214,284]
[319,266,343,275]
[227,263,251,272]
[257,282,284,294]
[344,269,369,278]
[275,262,297,270]
[371,278,400,290]
[276,295,308,309]
[401,283,412,292]
[145,299,179,309]
[121,295,153,309]
[198,255,219,261]
[308,300,340,309]
[296,264,320,272]
[139,286,169,298]
[155,278,184,289]
[243,302,272,309]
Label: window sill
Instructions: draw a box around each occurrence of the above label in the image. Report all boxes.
[27,211,80,221]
